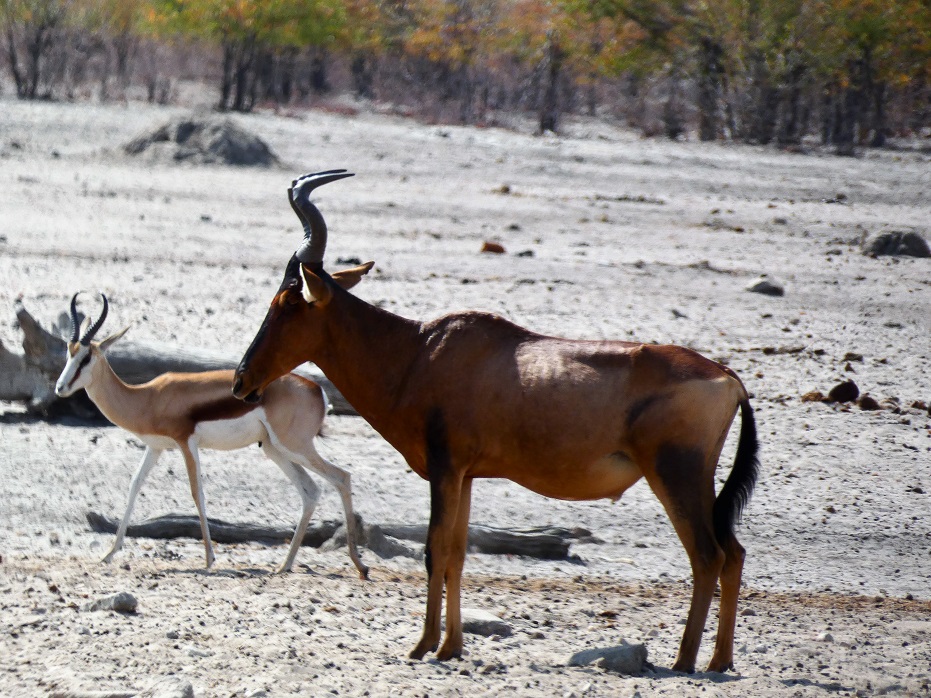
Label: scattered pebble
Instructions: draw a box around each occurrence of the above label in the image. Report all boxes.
[462,608,512,638]
[745,275,785,296]
[482,241,506,254]
[828,380,859,403]
[82,591,137,613]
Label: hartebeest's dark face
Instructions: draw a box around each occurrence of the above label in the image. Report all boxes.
[232,256,372,402]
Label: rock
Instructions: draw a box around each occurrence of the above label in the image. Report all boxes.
[745,275,785,296]
[861,230,930,258]
[740,608,757,616]
[568,641,648,675]
[801,390,827,403]
[858,394,881,410]
[124,115,278,167]
[139,678,195,698]
[481,241,506,254]
[462,608,512,637]
[828,380,859,403]
[184,644,214,658]
[817,631,834,642]
[82,591,137,613]
[363,524,422,560]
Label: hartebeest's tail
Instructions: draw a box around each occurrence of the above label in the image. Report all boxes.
[712,399,760,543]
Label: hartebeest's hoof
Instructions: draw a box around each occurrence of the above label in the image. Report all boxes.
[706,658,735,673]
[408,639,438,660]
[670,659,696,674]
[436,641,463,661]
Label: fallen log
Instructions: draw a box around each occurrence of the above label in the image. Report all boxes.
[86,512,586,560]
[0,299,356,417]
[87,512,341,548]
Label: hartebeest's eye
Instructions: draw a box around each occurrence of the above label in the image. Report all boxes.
[284,289,306,306]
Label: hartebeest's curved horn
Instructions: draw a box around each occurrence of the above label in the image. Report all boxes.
[69,292,81,343]
[80,293,109,345]
[289,170,355,268]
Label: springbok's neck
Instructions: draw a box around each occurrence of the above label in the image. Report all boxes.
[312,290,423,446]
[84,356,146,433]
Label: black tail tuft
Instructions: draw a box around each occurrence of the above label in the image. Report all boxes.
[713,400,760,544]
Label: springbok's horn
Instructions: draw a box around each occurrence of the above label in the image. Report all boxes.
[289,170,355,268]
[80,293,109,345]
[69,292,81,343]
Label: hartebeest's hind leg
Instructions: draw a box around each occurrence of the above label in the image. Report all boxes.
[436,478,473,660]
[707,532,745,672]
[643,445,724,673]
[103,446,163,563]
[180,441,216,569]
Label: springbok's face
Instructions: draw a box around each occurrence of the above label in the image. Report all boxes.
[234,258,328,403]
[56,342,100,397]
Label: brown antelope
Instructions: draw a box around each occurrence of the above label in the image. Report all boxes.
[232,171,760,673]
[55,292,368,578]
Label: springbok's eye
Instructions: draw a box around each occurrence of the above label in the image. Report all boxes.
[78,354,91,369]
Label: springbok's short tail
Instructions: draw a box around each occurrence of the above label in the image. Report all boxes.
[713,399,760,543]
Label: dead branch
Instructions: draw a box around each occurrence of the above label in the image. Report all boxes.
[86,512,586,560]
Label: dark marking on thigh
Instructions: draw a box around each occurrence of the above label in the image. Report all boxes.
[425,407,451,574]
[655,443,718,561]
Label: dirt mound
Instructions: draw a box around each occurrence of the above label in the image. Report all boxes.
[123,114,278,166]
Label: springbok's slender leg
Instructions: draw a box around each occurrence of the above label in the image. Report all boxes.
[436,478,473,661]
[180,440,215,569]
[261,443,322,573]
[102,446,162,563]
[303,451,369,579]
[707,533,745,672]
[642,448,724,674]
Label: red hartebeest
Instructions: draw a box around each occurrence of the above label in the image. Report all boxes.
[232,171,759,673]
[56,292,367,577]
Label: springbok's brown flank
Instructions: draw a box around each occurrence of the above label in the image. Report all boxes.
[233,171,760,674]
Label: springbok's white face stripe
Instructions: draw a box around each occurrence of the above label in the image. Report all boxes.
[55,345,95,397]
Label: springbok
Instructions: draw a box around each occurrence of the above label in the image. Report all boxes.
[55,292,368,578]
[232,171,760,673]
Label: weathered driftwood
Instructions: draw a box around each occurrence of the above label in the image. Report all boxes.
[0,300,356,417]
[87,512,342,548]
[86,512,585,560]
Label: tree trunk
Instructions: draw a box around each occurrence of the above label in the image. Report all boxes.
[538,31,563,134]
[697,37,723,141]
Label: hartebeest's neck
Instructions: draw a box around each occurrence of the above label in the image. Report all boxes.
[311,288,425,455]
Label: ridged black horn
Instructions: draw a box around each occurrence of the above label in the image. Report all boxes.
[69,292,81,343]
[80,293,108,345]
[289,170,355,268]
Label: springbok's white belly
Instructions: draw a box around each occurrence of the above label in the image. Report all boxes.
[138,434,178,451]
[194,409,268,450]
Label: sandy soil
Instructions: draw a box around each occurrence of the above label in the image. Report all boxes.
[1,93,930,697]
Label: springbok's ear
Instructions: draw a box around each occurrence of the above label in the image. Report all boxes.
[98,325,131,352]
[300,264,333,306]
[331,261,374,291]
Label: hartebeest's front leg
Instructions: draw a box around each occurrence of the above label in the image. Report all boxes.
[410,411,463,660]
[103,446,162,563]
[436,478,473,660]
[180,441,215,569]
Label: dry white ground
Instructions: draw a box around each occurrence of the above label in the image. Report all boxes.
[0,93,929,697]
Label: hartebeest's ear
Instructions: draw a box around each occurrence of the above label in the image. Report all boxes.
[331,261,374,291]
[300,264,333,306]
[98,325,131,352]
